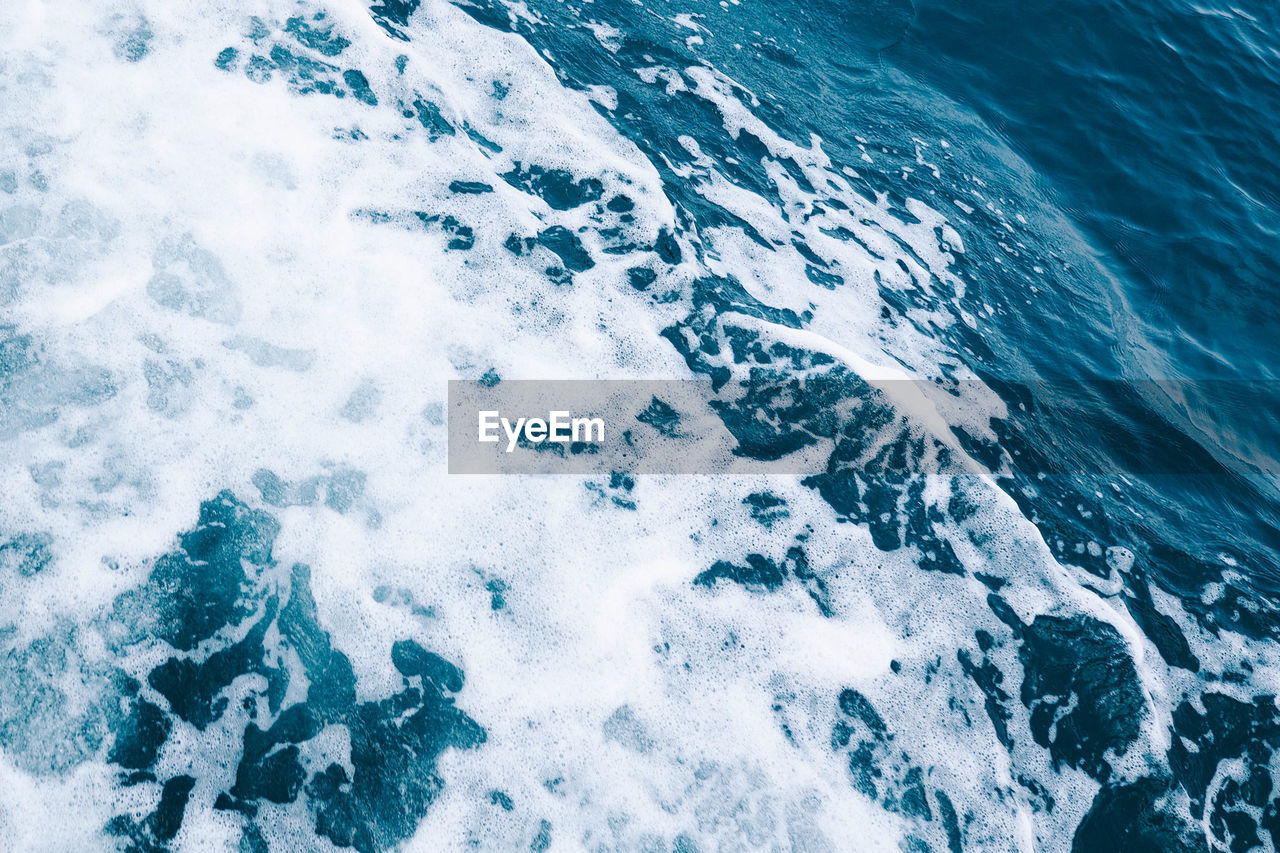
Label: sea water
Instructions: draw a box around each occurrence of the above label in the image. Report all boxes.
[1,0,1277,850]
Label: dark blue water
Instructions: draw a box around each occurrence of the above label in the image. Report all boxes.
[897,0,1280,390]
[450,0,1280,589]
[890,0,1280,595]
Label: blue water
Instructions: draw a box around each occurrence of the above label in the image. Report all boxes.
[892,0,1280,592]
[2,0,1280,850]
[475,0,1280,581]
[489,0,1280,544]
